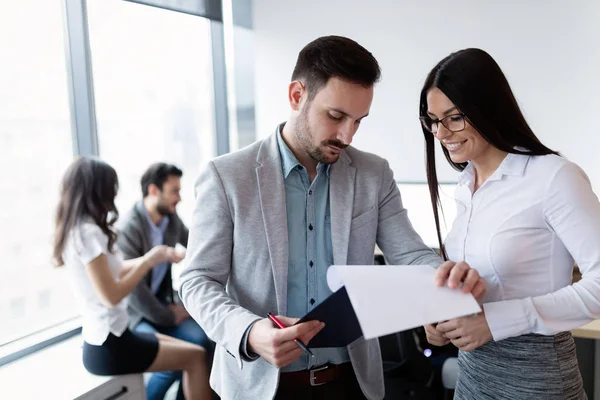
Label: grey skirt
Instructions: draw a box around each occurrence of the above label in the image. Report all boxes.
[454,332,586,400]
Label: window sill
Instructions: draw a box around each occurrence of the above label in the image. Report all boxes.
[0,317,81,367]
[0,332,144,399]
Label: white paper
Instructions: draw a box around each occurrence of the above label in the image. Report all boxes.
[327,265,482,340]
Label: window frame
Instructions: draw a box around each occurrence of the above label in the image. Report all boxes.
[0,0,231,367]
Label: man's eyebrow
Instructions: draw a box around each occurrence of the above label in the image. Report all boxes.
[329,107,369,120]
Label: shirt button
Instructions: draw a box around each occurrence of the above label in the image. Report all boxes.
[310,298,315,305]
[309,261,314,267]
[309,224,313,231]
[309,190,312,195]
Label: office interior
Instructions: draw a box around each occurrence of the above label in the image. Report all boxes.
[1,0,600,399]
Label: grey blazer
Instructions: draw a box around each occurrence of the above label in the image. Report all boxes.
[180,131,443,400]
[117,203,189,328]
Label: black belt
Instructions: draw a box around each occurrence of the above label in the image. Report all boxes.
[279,363,355,387]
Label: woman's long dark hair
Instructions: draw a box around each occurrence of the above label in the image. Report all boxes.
[53,156,119,266]
[420,48,559,259]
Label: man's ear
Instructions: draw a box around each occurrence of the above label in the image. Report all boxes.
[288,80,306,111]
[148,183,160,196]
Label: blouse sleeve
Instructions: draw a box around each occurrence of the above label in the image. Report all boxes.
[484,162,600,341]
[73,223,108,265]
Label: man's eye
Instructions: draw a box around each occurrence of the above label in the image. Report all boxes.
[329,114,343,121]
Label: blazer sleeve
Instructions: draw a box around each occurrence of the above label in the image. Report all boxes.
[117,222,176,327]
[375,159,444,268]
[179,161,261,369]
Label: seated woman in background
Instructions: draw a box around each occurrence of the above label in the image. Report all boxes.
[53,156,211,400]
[419,48,598,399]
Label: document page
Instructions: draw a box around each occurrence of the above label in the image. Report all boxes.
[326,265,481,339]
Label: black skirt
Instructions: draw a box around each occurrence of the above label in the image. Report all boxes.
[82,328,159,376]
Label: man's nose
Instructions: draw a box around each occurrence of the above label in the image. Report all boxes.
[337,121,356,145]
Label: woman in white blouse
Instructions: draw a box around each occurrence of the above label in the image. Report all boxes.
[420,48,596,399]
[53,156,211,400]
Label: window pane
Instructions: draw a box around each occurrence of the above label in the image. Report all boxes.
[88,0,216,224]
[397,183,457,249]
[227,25,256,150]
[0,1,77,346]
[224,0,257,150]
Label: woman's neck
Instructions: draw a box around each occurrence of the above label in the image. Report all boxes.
[471,148,509,191]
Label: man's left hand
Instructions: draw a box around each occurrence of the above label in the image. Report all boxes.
[435,312,492,352]
[435,261,487,302]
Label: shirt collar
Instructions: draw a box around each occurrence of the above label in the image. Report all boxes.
[137,201,169,232]
[457,150,530,186]
[276,123,331,178]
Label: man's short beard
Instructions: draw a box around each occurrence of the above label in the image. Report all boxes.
[295,104,348,165]
[156,201,172,216]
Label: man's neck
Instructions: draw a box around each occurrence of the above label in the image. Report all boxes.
[142,198,163,226]
[281,121,318,178]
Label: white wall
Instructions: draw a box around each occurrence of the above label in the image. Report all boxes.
[253,0,600,187]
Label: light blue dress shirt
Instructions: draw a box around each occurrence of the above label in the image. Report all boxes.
[276,129,350,372]
[138,201,170,294]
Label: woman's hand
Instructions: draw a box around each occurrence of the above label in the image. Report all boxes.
[143,246,185,270]
[424,323,451,346]
[435,261,487,302]
[435,312,492,352]
[143,245,170,269]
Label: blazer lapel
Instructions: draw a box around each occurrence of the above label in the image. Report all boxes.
[330,151,356,266]
[256,134,289,315]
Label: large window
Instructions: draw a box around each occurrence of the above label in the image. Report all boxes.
[0,1,77,346]
[87,0,217,223]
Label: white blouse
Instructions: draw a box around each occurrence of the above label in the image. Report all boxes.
[62,221,129,345]
[445,153,600,341]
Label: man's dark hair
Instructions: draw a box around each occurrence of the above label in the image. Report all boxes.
[291,35,381,100]
[141,163,183,198]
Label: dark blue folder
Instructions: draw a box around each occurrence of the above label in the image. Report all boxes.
[295,286,363,348]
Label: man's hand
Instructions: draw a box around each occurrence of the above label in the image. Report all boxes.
[248,316,324,368]
[424,323,450,346]
[436,312,492,352]
[435,261,487,302]
[169,304,190,325]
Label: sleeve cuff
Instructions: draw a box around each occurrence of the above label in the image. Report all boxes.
[230,313,262,369]
[240,320,260,362]
[483,298,534,341]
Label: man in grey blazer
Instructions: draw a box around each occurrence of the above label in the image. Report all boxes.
[180,36,485,400]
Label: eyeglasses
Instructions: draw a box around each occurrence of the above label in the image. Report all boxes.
[420,113,466,134]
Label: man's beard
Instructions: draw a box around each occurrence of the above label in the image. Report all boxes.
[156,200,173,216]
[295,106,348,165]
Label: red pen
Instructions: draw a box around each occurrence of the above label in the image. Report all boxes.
[267,313,314,357]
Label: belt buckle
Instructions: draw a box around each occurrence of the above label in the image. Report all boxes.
[310,365,329,387]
